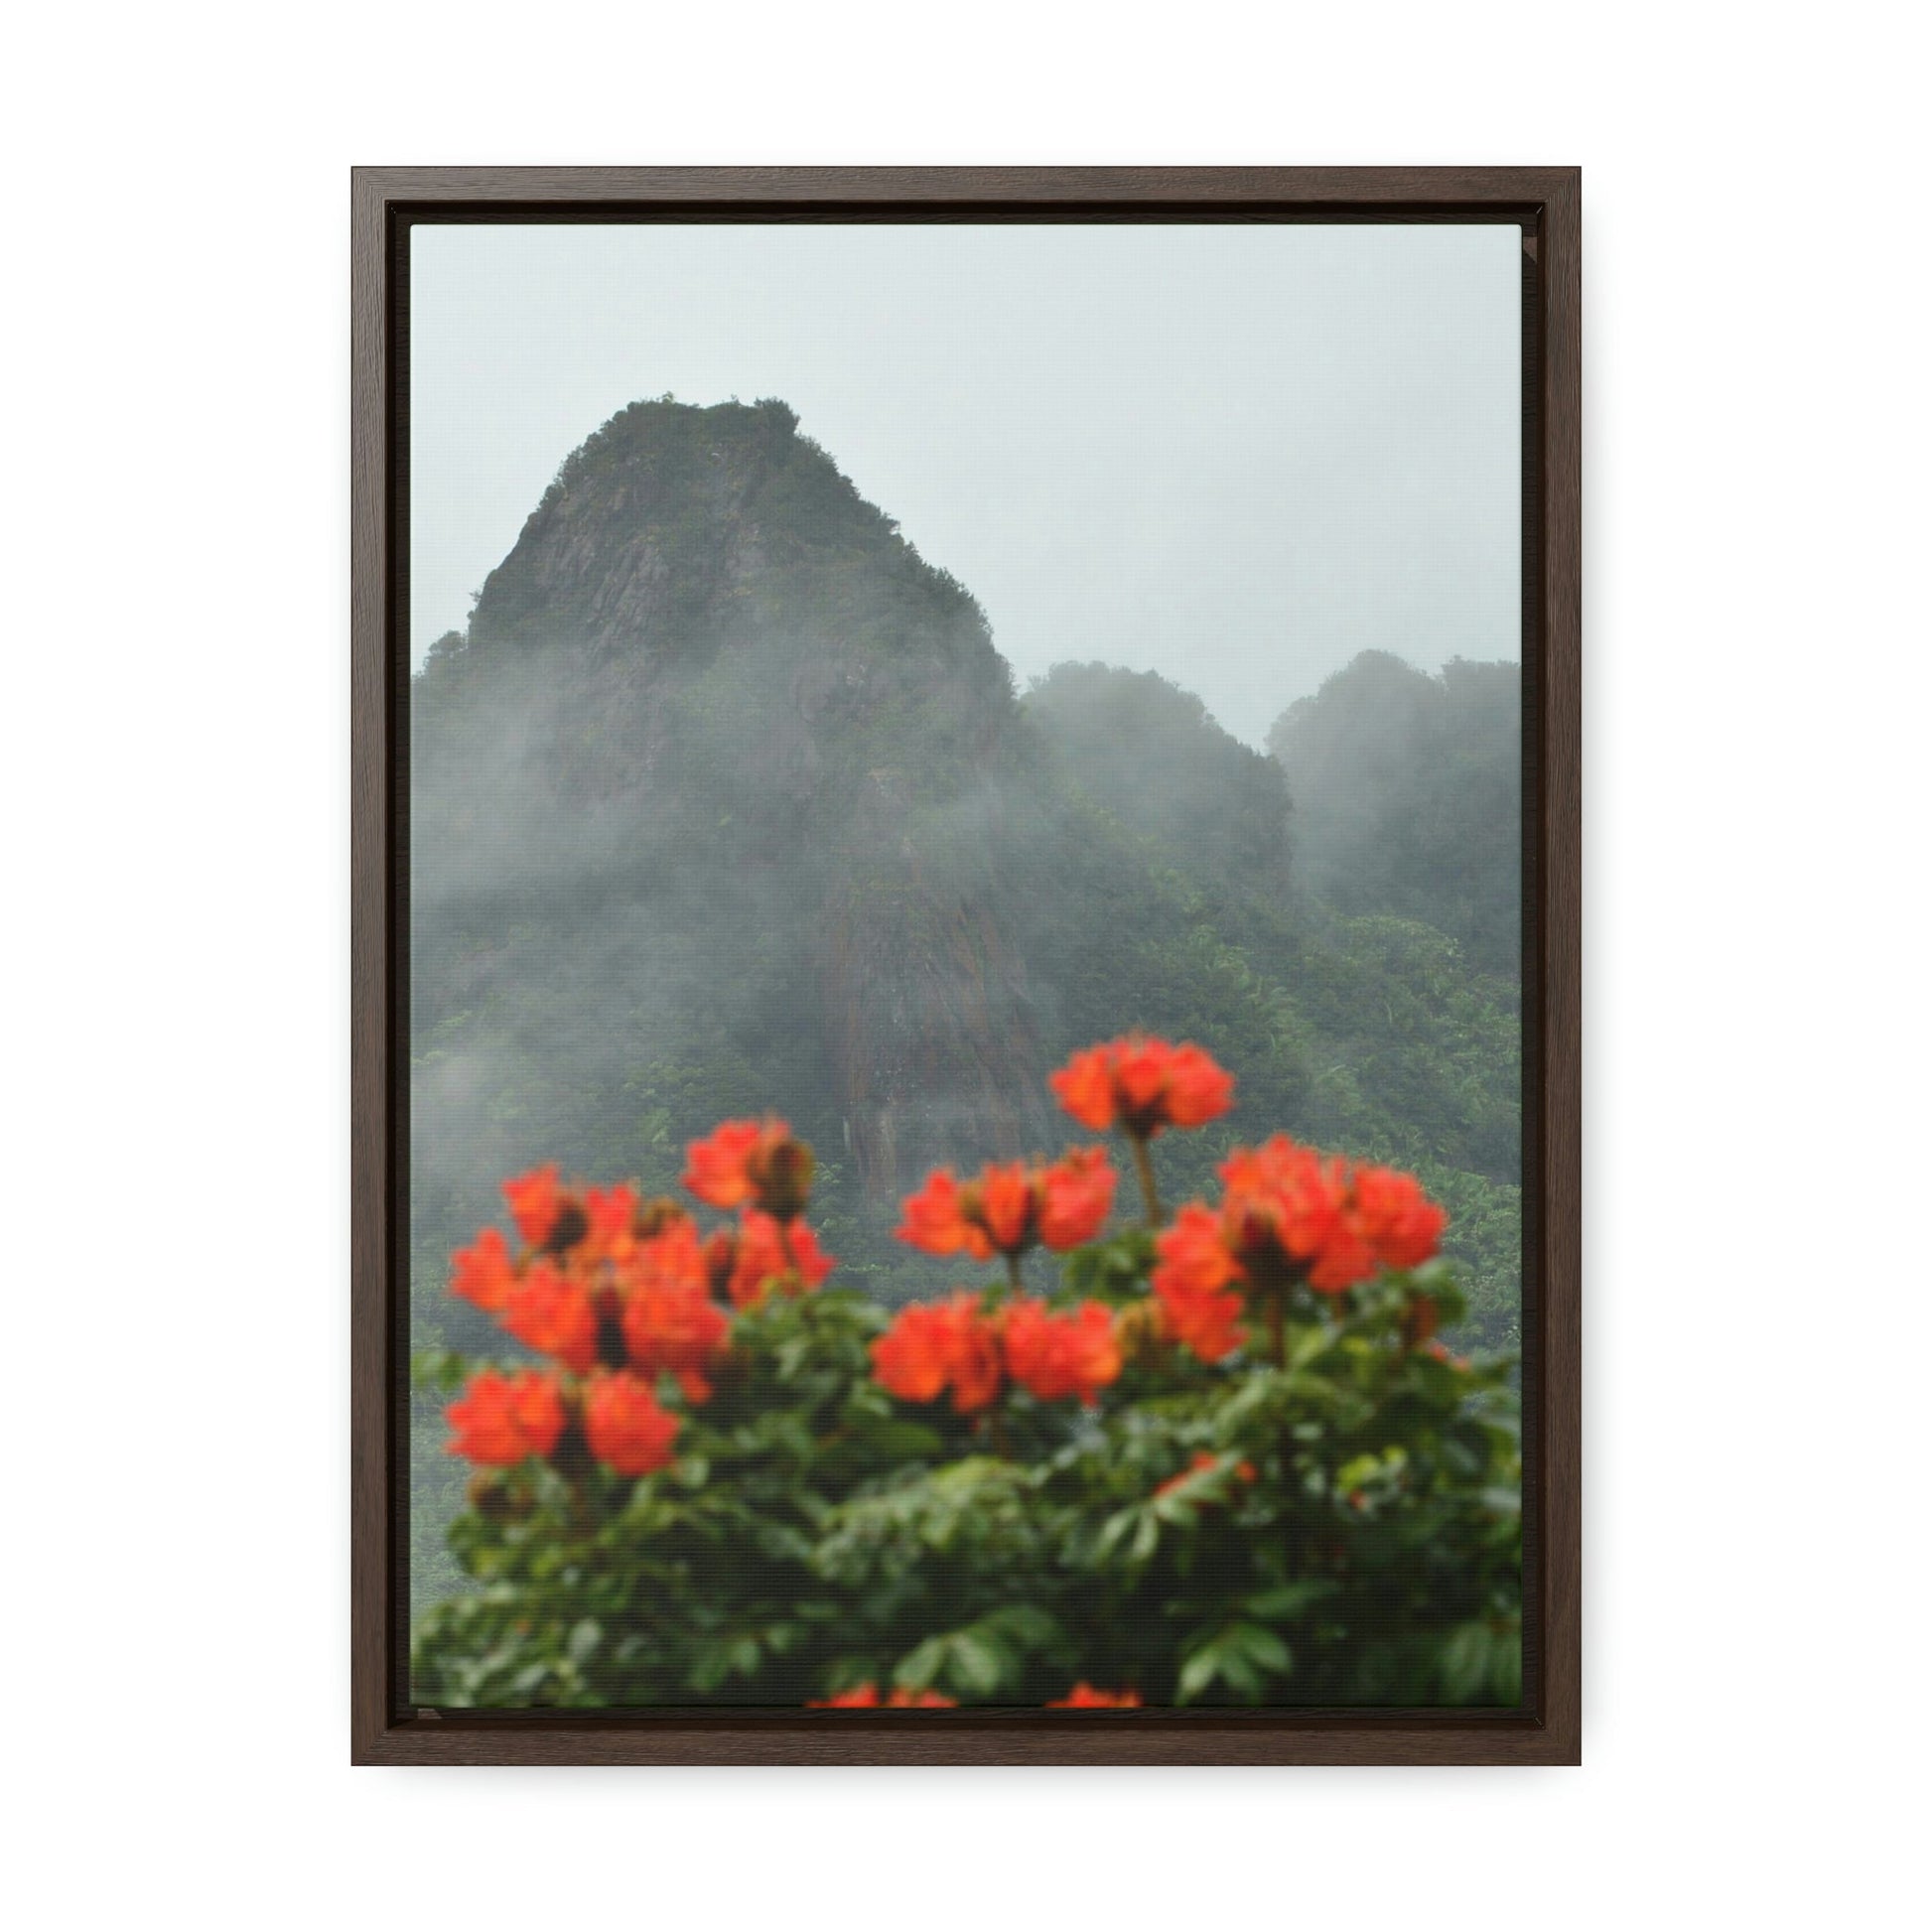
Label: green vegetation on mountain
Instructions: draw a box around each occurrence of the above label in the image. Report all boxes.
[1269,648,1523,979]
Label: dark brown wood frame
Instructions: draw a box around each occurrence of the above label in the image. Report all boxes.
[351,166,1580,1765]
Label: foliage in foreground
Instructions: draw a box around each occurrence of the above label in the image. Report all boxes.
[412,1039,1521,1710]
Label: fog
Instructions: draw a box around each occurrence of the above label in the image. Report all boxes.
[411,223,1520,747]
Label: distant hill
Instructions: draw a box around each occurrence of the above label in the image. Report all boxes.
[1267,650,1522,979]
[1024,662,1292,898]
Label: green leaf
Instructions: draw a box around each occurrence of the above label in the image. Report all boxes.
[1241,1580,1338,1622]
[1176,1645,1222,1704]
[1441,1621,1492,1703]
[1226,1621,1292,1675]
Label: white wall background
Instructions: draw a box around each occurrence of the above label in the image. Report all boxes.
[5,4,1924,1927]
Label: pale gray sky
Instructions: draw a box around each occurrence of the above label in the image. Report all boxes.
[410,222,1519,747]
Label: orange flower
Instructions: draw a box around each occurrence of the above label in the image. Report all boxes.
[1035,1147,1116,1248]
[445,1369,565,1466]
[1049,1036,1234,1139]
[582,1371,681,1476]
[1219,1138,1343,1271]
[780,1218,835,1287]
[871,1293,1004,1413]
[1151,1203,1248,1362]
[1046,1684,1142,1709]
[1153,1281,1248,1364]
[1000,1298,1123,1405]
[896,1150,1117,1263]
[1155,1450,1257,1499]
[895,1169,974,1256]
[451,1226,517,1313]
[870,1303,951,1403]
[1152,1201,1244,1299]
[718,1210,836,1310]
[582,1183,640,1261]
[976,1164,1035,1254]
[1156,1139,1448,1311]
[1348,1165,1448,1271]
[809,1684,883,1708]
[621,1220,732,1402]
[501,1260,599,1374]
[501,1164,565,1247]
[682,1117,814,1217]
[808,1684,958,1709]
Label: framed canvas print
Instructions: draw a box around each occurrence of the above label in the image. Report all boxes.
[351,167,1580,1764]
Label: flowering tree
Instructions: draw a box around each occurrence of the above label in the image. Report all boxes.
[413,1038,1521,1709]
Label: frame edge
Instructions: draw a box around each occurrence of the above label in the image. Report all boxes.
[347,165,1583,1767]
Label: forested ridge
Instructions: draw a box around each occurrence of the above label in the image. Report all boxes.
[408,398,1521,1603]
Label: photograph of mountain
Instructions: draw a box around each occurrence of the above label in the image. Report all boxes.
[405,222,1525,1708]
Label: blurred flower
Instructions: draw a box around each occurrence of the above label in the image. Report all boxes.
[1219,1138,1343,1276]
[446,1369,565,1466]
[682,1117,814,1217]
[1049,1036,1234,1139]
[1350,1166,1449,1271]
[1155,1280,1248,1363]
[975,1164,1034,1253]
[622,1220,732,1402]
[1152,1201,1244,1299]
[582,1371,681,1477]
[581,1183,640,1261]
[1151,1204,1249,1362]
[895,1168,973,1255]
[716,1209,836,1310]
[1036,1147,1116,1248]
[501,1259,599,1374]
[871,1293,1003,1413]
[896,1149,1117,1263]
[1155,1450,1257,1499]
[1155,1137,1448,1321]
[450,1226,517,1313]
[1046,1684,1142,1708]
[501,1165,565,1248]
[808,1684,959,1708]
[1000,1298,1123,1405]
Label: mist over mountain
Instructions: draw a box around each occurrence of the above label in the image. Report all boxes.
[413,396,1053,1261]
[1025,662,1293,898]
[1269,650,1522,978]
[410,399,1522,1348]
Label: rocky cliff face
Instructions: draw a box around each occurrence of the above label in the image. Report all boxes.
[411,399,1052,1217]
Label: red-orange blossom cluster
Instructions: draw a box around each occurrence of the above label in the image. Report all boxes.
[871,1292,1125,1412]
[446,1117,832,1478]
[809,1682,1140,1709]
[896,1148,1116,1264]
[1049,1035,1235,1139]
[1150,1133,1447,1362]
[448,1038,1448,1483]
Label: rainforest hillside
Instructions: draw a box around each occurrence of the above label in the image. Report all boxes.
[1269,648,1522,979]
